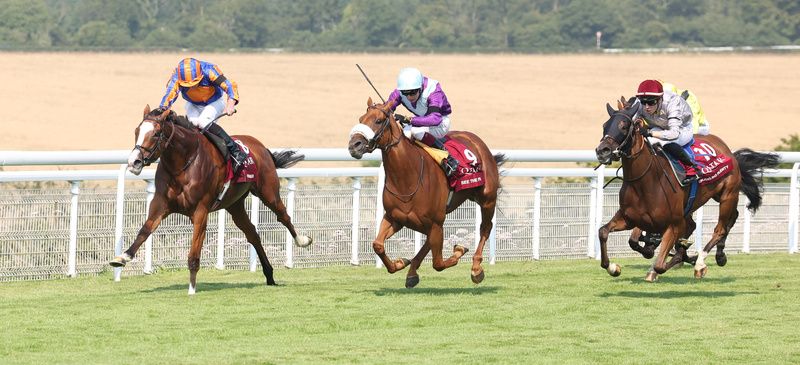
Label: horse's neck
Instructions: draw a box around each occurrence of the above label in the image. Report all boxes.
[621,138,661,186]
[159,123,199,173]
[381,138,425,184]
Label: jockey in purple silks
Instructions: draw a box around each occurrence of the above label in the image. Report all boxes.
[387,67,459,177]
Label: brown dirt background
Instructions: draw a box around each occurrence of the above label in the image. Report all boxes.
[2,52,798,160]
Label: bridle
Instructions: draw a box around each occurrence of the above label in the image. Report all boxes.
[363,105,401,152]
[134,115,176,166]
[601,112,658,186]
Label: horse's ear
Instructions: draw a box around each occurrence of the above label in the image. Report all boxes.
[606,103,615,116]
[158,107,170,120]
[144,104,151,117]
[616,100,624,110]
[367,97,373,107]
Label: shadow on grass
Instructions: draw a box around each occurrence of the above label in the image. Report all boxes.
[372,286,501,296]
[140,281,272,293]
[599,290,757,299]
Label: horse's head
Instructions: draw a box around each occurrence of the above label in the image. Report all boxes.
[348,97,401,159]
[127,104,172,175]
[595,97,644,164]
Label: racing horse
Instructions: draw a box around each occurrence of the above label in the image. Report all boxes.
[110,105,312,294]
[348,98,506,288]
[595,98,779,281]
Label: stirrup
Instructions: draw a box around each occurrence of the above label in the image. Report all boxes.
[443,157,459,177]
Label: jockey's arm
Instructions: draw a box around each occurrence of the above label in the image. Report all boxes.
[651,118,681,140]
[409,90,446,126]
[159,71,181,109]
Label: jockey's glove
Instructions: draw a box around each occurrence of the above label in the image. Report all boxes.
[640,128,651,138]
[394,114,409,125]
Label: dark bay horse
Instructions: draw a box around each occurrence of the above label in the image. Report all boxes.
[595,99,779,281]
[348,98,506,288]
[110,105,312,294]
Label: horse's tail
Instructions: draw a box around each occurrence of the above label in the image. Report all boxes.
[271,149,305,169]
[493,153,507,167]
[735,148,780,212]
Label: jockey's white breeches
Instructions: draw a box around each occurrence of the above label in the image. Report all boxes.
[402,116,451,140]
[185,98,226,129]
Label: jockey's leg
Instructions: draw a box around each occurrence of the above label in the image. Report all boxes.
[206,123,247,174]
[415,130,459,177]
[663,142,702,181]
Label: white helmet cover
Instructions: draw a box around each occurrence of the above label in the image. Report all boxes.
[397,67,423,91]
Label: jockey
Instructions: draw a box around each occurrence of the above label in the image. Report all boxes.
[661,81,711,135]
[388,67,460,177]
[636,79,704,183]
[159,57,247,174]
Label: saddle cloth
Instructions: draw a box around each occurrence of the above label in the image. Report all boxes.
[666,140,734,186]
[224,138,258,183]
[415,138,485,192]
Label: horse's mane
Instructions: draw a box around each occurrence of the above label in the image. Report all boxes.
[149,108,196,132]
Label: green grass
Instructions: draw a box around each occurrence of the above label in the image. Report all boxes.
[1,254,799,365]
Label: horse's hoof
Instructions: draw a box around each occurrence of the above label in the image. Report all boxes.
[642,251,654,259]
[454,245,469,255]
[644,271,658,282]
[294,235,313,248]
[471,269,485,284]
[607,263,621,277]
[266,279,277,286]
[715,254,727,267]
[405,275,419,288]
[694,266,708,279]
[109,253,131,267]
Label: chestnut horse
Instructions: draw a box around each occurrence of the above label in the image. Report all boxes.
[348,98,506,288]
[110,106,312,294]
[595,99,779,281]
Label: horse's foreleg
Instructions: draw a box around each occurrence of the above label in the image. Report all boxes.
[599,210,632,277]
[470,201,496,284]
[650,223,685,280]
[257,187,312,248]
[110,196,169,267]
[406,242,430,288]
[227,199,275,285]
[373,216,407,274]
[187,209,209,295]
[430,223,464,272]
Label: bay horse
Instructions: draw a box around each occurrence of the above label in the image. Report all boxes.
[110,105,312,294]
[348,98,506,288]
[595,98,779,281]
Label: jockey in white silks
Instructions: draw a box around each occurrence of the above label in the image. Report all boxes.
[387,67,459,177]
[636,79,704,183]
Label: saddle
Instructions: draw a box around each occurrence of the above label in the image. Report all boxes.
[655,141,734,187]
[415,137,485,192]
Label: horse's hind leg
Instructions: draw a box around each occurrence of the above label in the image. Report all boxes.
[471,200,497,284]
[696,193,739,278]
[253,183,312,247]
[628,227,655,259]
[373,216,409,274]
[187,208,210,295]
[110,196,169,267]
[226,198,275,285]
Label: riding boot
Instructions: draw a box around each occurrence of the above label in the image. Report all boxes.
[206,123,247,175]
[663,143,702,184]
[427,134,460,178]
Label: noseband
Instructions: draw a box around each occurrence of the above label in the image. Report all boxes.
[135,116,176,166]
[601,112,637,159]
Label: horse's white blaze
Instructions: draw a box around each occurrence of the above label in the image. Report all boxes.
[294,235,313,248]
[349,124,375,140]
[127,149,141,167]
[136,122,155,146]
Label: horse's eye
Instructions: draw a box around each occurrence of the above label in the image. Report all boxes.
[617,120,628,132]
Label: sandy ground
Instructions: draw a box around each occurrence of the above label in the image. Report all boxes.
[2,52,798,162]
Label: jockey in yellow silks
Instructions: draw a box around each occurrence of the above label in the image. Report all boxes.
[660,81,710,135]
